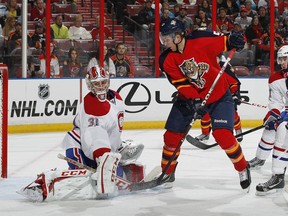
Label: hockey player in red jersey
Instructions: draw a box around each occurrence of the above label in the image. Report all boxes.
[158,19,251,190]
[248,45,288,195]
[196,58,243,142]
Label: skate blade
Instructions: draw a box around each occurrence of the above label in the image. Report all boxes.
[162,182,173,189]
[255,188,283,196]
[242,185,250,193]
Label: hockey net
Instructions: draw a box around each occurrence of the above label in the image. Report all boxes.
[0,65,8,178]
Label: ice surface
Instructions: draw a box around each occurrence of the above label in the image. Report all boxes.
[0,129,288,216]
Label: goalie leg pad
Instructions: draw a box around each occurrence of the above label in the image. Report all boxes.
[123,163,145,183]
[17,169,97,202]
[95,152,121,196]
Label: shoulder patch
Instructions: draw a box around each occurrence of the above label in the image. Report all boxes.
[269,71,284,84]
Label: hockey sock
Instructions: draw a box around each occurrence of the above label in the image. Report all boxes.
[201,112,211,135]
[162,130,183,175]
[233,110,241,131]
[213,129,247,171]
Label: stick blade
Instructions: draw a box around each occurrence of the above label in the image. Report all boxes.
[130,179,159,191]
[186,135,218,150]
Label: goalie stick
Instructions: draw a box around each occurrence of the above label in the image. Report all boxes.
[57,153,161,191]
[186,124,265,150]
[129,49,237,191]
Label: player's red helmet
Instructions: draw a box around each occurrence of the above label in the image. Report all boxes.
[86,65,110,102]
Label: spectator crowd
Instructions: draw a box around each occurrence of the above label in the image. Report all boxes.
[0,0,287,78]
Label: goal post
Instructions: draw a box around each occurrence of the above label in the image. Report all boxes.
[0,64,8,178]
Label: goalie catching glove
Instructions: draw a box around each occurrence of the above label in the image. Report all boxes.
[118,140,144,165]
[232,90,241,106]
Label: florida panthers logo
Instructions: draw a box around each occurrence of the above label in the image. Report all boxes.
[179,58,209,88]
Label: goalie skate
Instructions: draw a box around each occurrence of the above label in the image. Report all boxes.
[17,183,44,202]
[256,173,285,196]
[118,140,144,165]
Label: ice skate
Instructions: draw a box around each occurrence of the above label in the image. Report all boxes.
[118,140,144,165]
[239,167,251,192]
[235,128,243,142]
[195,134,209,142]
[159,171,175,189]
[256,173,285,196]
[248,157,265,169]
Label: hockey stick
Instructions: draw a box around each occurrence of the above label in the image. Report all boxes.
[241,100,267,109]
[130,49,237,191]
[186,124,265,150]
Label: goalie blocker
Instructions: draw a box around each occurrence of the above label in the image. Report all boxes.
[17,153,146,202]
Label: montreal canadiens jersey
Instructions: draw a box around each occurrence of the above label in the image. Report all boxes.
[159,30,230,104]
[268,71,288,112]
[73,90,125,158]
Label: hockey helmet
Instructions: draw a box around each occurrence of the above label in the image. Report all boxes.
[277,45,288,67]
[160,19,185,45]
[86,65,110,102]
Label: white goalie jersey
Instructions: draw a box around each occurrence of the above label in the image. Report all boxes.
[71,90,125,160]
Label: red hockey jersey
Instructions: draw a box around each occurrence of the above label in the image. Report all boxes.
[159,30,230,104]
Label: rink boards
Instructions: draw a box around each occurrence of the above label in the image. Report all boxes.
[8,77,268,133]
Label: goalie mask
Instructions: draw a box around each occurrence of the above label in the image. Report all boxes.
[86,65,110,102]
[277,45,288,76]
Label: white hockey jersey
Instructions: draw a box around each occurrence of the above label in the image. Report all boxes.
[73,90,125,161]
[268,71,288,112]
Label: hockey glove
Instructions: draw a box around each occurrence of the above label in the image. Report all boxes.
[228,30,245,51]
[263,109,281,130]
[265,121,279,131]
[193,98,206,120]
[281,110,288,122]
[232,92,241,106]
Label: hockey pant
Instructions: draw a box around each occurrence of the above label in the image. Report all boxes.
[200,110,242,135]
[255,114,288,175]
